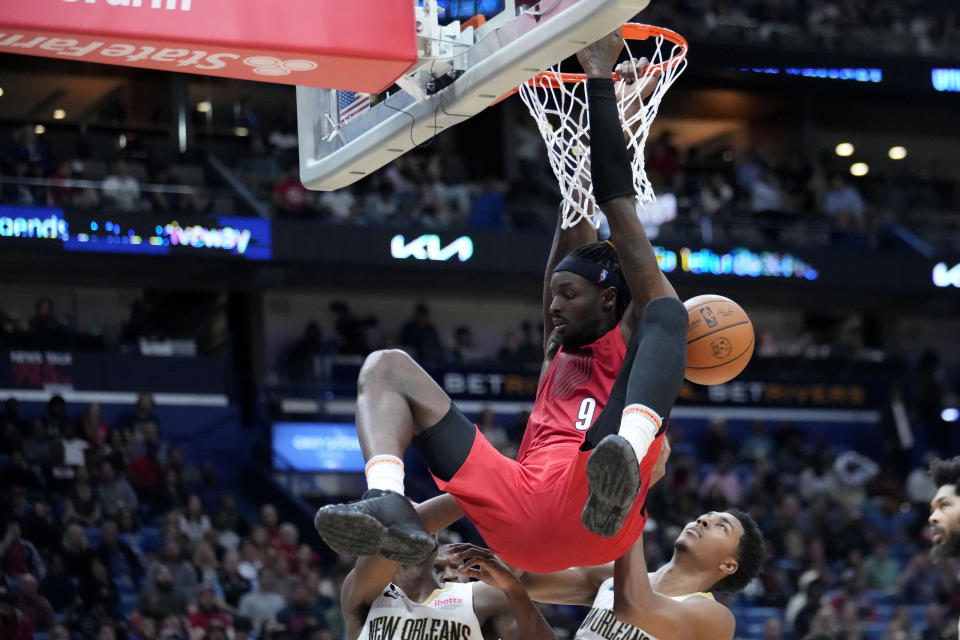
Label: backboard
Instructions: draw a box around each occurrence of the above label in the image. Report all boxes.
[297,0,651,191]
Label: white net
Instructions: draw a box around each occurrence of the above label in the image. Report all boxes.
[518,26,688,229]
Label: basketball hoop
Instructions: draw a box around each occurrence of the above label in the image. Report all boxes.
[517,23,688,230]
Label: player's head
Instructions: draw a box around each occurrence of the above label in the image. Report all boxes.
[550,241,631,348]
[674,509,765,593]
[928,456,960,563]
[394,536,440,587]
[434,544,470,583]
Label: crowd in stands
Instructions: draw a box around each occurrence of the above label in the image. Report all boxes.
[3,104,959,254]
[643,0,960,58]
[0,393,342,640]
[0,125,232,216]
[2,388,957,640]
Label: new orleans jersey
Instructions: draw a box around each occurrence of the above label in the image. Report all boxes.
[576,578,714,640]
[360,581,483,640]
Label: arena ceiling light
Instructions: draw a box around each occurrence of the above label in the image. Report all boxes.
[942,408,959,423]
[233,127,250,137]
[53,109,66,120]
[196,101,212,113]
[850,162,869,177]
[888,146,908,160]
[835,142,855,157]
[34,124,45,135]
[0,86,4,98]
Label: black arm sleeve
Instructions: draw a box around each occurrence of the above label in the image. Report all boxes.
[586,77,634,204]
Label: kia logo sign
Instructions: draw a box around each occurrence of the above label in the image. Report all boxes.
[391,234,474,262]
[933,262,960,288]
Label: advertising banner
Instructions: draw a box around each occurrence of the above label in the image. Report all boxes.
[0,0,416,92]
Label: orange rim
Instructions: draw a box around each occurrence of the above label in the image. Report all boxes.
[498,23,688,101]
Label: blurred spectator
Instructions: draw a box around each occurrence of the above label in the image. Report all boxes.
[740,422,774,462]
[400,303,444,363]
[238,568,287,631]
[96,519,143,583]
[148,540,198,597]
[865,542,901,592]
[21,501,58,554]
[12,124,51,168]
[276,580,332,635]
[51,159,99,209]
[468,180,506,230]
[259,505,281,544]
[700,417,735,463]
[28,298,62,336]
[80,403,108,448]
[193,541,222,591]
[476,409,513,458]
[0,452,40,489]
[187,584,232,631]
[824,175,865,225]
[1,523,45,581]
[317,189,356,222]
[149,166,181,213]
[280,321,329,382]
[137,565,189,618]
[329,301,377,356]
[647,132,681,181]
[450,325,484,363]
[39,555,79,613]
[178,495,212,547]
[102,160,143,212]
[0,585,34,640]
[219,551,252,608]
[63,466,102,526]
[78,558,119,615]
[127,441,163,501]
[0,398,28,453]
[273,165,315,216]
[15,574,54,632]
[699,453,743,506]
[98,460,139,518]
[126,392,161,449]
[61,523,94,581]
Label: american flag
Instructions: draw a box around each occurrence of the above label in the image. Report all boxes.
[338,91,371,124]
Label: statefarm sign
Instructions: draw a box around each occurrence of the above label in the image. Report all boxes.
[0,0,417,93]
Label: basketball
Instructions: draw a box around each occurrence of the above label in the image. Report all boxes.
[684,295,755,386]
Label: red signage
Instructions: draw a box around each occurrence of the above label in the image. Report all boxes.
[0,0,417,93]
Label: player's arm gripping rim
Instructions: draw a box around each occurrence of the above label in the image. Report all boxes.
[577,32,679,342]
[445,543,559,640]
[613,535,735,640]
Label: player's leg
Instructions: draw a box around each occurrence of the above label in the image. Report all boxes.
[315,349,475,564]
[581,296,687,537]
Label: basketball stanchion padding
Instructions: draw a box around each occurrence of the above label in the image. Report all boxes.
[683,295,755,386]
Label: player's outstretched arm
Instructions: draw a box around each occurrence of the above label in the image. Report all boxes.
[517,563,614,606]
[414,493,465,533]
[577,34,677,320]
[613,535,735,640]
[542,212,597,361]
[446,544,559,640]
[341,554,403,640]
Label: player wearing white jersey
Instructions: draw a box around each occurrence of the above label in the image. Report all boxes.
[926,456,960,639]
[517,440,766,640]
[342,500,557,640]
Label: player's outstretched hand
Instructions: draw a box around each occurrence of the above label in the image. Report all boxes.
[446,543,521,592]
[576,31,625,79]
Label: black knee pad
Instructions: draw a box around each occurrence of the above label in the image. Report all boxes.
[411,404,475,482]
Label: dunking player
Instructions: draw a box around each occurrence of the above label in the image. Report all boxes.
[516,441,768,640]
[342,502,556,640]
[316,33,687,572]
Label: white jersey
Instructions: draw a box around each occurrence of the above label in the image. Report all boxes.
[575,577,714,640]
[359,581,484,640]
